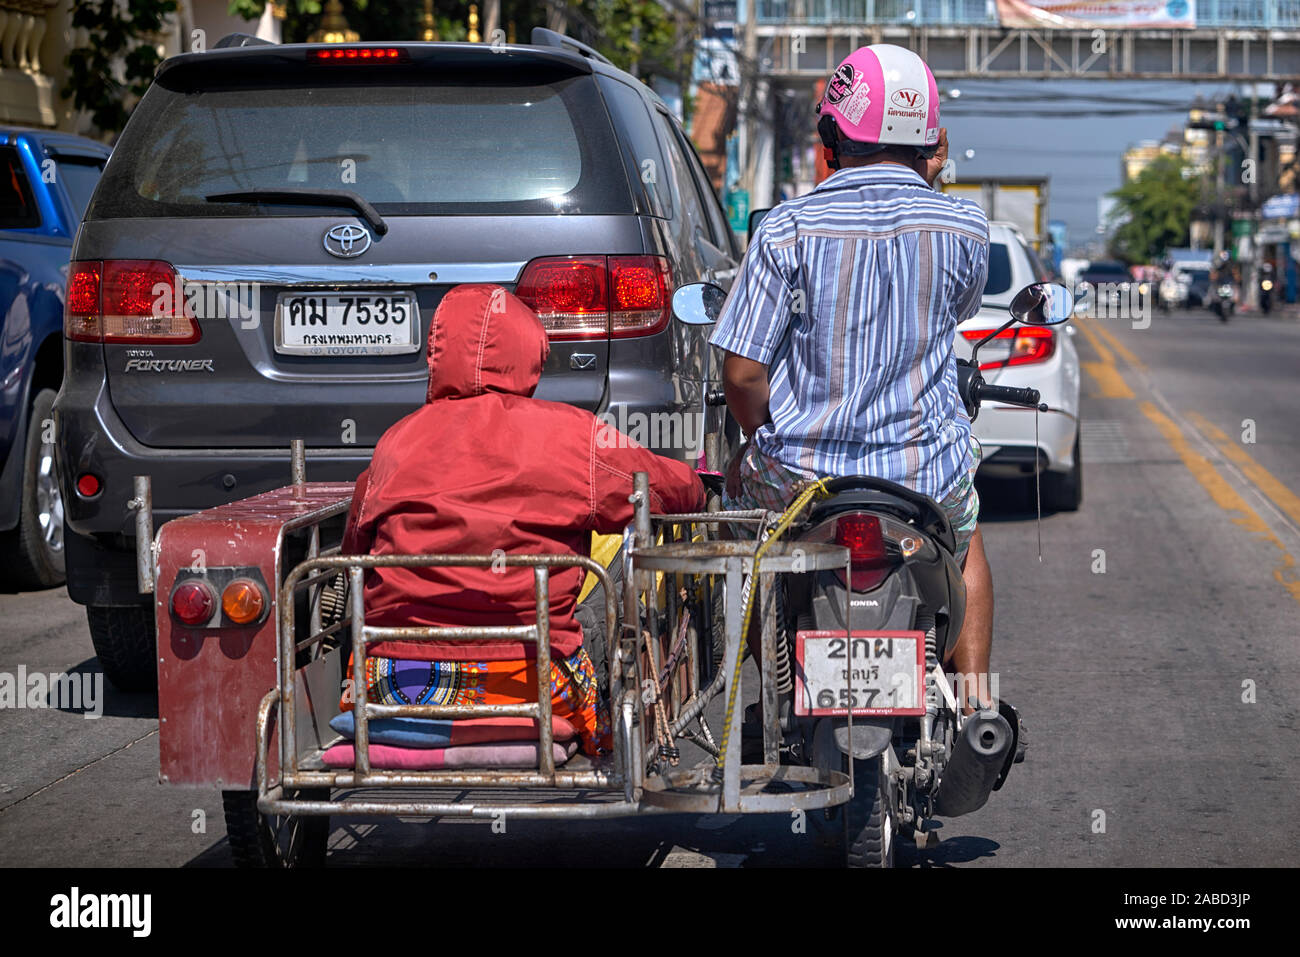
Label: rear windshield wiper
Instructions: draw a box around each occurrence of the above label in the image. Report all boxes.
[205,188,388,236]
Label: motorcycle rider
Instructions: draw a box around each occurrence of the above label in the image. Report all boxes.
[712,44,996,713]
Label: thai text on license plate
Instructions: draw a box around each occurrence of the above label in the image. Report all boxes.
[275,292,420,356]
[794,630,926,717]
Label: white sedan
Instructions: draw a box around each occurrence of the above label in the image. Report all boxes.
[954,222,1082,510]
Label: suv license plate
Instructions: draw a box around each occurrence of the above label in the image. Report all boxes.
[275,292,420,356]
[794,630,926,717]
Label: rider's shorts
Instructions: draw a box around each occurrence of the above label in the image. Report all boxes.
[726,439,983,564]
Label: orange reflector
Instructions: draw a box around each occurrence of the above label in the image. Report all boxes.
[222,579,265,624]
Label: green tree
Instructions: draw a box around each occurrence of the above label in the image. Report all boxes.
[1106,154,1200,264]
[227,1,687,86]
[65,0,179,135]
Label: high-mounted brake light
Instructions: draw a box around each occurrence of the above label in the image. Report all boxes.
[308,47,403,62]
[65,260,201,345]
[961,326,1054,370]
[515,255,673,341]
[834,513,893,591]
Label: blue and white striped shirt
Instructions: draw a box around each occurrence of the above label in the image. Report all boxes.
[710,163,990,502]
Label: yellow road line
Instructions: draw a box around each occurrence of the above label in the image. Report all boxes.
[1087,318,1148,371]
[1075,316,1115,364]
[1075,317,1135,398]
[1141,401,1300,606]
[1081,361,1135,399]
[1186,411,1300,529]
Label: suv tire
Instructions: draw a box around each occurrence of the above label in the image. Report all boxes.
[1,389,66,589]
[87,605,157,692]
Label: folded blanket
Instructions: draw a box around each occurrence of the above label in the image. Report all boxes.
[328,712,577,749]
[321,739,577,769]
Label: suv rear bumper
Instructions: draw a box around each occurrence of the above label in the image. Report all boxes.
[55,366,714,605]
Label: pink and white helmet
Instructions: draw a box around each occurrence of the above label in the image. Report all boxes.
[817,44,940,157]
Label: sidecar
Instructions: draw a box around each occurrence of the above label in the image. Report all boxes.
[144,446,856,866]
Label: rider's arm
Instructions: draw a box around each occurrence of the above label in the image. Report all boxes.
[588,418,706,532]
[341,467,374,555]
[722,353,771,436]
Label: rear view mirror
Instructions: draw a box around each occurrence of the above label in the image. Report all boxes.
[748,208,772,242]
[1009,282,1074,326]
[672,282,727,326]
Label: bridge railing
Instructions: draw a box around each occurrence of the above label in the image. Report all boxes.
[754,0,1300,28]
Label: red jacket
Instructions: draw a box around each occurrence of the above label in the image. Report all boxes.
[342,283,705,661]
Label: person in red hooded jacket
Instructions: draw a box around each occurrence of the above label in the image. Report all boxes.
[340,284,705,756]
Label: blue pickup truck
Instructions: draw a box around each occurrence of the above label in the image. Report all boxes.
[0,128,110,589]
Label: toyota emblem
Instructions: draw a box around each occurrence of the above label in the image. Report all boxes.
[323,224,372,258]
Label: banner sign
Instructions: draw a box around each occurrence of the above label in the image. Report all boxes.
[996,0,1196,29]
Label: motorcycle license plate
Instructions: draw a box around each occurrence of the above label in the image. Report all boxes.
[794,630,926,717]
[275,292,420,356]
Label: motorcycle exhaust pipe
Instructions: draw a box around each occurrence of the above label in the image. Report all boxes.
[933,710,1013,817]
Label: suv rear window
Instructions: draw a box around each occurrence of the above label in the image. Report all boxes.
[89,62,633,219]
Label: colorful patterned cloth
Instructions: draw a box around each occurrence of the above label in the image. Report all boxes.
[339,648,612,758]
[725,437,983,563]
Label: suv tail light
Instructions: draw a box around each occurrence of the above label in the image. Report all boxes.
[835,513,894,591]
[961,326,1054,370]
[516,255,672,340]
[64,260,201,345]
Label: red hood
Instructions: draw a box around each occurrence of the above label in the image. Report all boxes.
[426,284,551,403]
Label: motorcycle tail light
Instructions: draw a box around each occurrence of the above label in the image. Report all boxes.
[221,579,266,625]
[961,326,1054,370]
[172,581,216,626]
[834,513,893,591]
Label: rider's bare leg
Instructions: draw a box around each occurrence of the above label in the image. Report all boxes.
[946,524,993,715]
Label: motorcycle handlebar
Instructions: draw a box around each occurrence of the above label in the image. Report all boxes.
[976,383,1042,408]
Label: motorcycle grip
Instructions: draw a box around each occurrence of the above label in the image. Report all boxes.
[977,383,1041,408]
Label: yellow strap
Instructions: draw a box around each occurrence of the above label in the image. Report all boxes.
[716,479,831,774]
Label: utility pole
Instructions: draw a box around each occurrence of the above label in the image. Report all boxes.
[739,0,757,200]
[1246,91,1261,310]
[1213,120,1226,259]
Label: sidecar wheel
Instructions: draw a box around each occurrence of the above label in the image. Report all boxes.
[223,789,329,868]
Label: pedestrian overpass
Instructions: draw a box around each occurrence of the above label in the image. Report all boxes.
[756,1,1300,79]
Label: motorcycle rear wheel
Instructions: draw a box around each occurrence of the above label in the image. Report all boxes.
[842,756,896,868]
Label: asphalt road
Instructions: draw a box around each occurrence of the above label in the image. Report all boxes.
[2,305,1298,867]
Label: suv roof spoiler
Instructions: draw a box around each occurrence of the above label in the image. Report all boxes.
[214,33,278,49]
[530,27,612,66]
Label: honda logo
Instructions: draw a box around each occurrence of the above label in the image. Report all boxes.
[323,224,372,259]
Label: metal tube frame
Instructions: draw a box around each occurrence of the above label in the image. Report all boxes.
[259,551,636,819]
[256,491,855,820]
